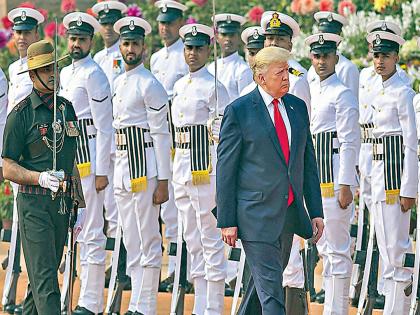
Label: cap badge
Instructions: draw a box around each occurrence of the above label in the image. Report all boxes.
[129,20,135,30]
[269,12,281,28]
[381,22,387,31]
[162,4,167,13]
[191,26,198,36]
[327,13,333,22]
[227,15,232,23]
[104,4,109,13]
[21,11,27,21]
[252,29,259,39]
[77,16,83,26]
[375,34,381,45]
[318,35,325,45]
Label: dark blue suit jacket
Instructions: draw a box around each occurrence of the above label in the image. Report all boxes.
[216,87,323,242]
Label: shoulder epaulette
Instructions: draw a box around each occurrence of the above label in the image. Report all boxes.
[14,97,30,112]
[289,67,303,77]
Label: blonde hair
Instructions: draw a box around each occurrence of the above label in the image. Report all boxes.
[251,46,291,77]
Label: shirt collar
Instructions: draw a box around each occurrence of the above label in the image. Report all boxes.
[221,51,239,63]
[72,54,92,69]
[258,85,277,108]
[19,56,27,65]
[30,89,45,109]
[106,40,120,55]
[382,70,399,88]
[320,72,338,87]
[166,37,183,52]
[124,63,145,77]
[189,65,208,79]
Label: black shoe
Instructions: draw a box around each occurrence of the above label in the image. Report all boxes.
[224,283,234,297]
[72,305,103,315]
[13,304,23,314]
[159,273,174,292]
[124,312,134,315]
[315,289,325,304]
[133,312,144,315]
[374,294,385,309]
[4,303,16,314]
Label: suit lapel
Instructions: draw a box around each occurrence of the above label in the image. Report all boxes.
[283,94,299,169]
[252,88,286,164]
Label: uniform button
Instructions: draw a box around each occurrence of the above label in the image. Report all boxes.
[364,104,367,108]
[183,97,187,101]
[284,195,288,200]
[179,113,184,118]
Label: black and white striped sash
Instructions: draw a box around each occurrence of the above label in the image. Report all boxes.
[372,135,404,204]
[360,123,375,143]
[313,131,338,198]
[76,118,95,177]
[116,126,151,192]
[175,125,212,185]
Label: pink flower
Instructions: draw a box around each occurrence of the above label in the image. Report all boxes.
[58,23,67,37]
[126,4,142,17]
[44,21,56,38]
[0,30,9,49]
[300,0,317,14]
[191,0,208,7]
[338,0,356,16]
[86,8,97,17]
[248,6,264,24]
[1,16,13,29]
[290,0,302,14]
[319,0,334,12]
[38,8,49,20]
[186,16,197,24]
[61,0,76,14]
[19,2,36,9]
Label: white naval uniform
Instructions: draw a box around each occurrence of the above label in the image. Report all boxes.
[310,73,359,315]
[60,55,113,313]
[0,69,8,169]
[308,53,360,101]
[150,38,189,276]
[370,72,416,314]
[208,51,253,102]
[113,63,170,314]
[94,41,124,238]
[171,66,229,315]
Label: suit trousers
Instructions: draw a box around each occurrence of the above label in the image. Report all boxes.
[238,203,297,315]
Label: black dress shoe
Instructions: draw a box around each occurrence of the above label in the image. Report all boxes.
[72,305,103,315]
[374,294,385,309]
[133,312,144,315]
[124,311,134,315]
[13,304,23,314]
[224,283,234,297]
[159,273,174,292]
[315,289,325,304]
[4,303,17,314]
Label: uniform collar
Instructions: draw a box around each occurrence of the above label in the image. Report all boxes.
[105,40,120,55]
[72,54,92,69]
[221,51,239,63]
[19,56,28,65]
[165,37,183,51]
[124,63,145,77]
[189,65,208,79]
[382,70,399,88]
[30,89,44,109]
[320,72,338,87]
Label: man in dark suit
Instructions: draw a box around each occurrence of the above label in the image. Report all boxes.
[216,46,324,315]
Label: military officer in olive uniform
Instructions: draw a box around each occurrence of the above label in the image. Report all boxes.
[2,40,78,315]
[60,12,114,315]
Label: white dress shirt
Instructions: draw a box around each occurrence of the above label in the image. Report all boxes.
[113,63,170,182]
[7,57,32,113]
[60,54,113,176]
[93,40,124,94]
[208,51,253,103]
[150,38,189,99]
[371,72,417,199]
[308,53,360,101]
[0,69,7,166]
[171,65,230,184]
[257,85,291,146]
[309,73,360,187]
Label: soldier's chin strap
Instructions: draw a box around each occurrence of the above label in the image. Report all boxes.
[34,69,54,92]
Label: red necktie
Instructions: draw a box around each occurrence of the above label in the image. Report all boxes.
[272,98,294,206]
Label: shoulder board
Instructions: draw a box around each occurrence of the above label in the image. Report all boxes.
[14,97,30,112]
[289,67,303,77]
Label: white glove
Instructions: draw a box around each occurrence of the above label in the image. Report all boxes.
[38,171,60,192]
[208,116,222,143]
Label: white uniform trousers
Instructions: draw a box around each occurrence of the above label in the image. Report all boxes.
[104,153,118,238]
[282,235,305,288]
[77,174,107,313]
[173,177,227,315]
[115,177,162,314]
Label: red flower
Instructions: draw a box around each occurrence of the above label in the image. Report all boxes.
[1,16,13,29]
[191,0,208,7]
[38,8,49,20]
[4,183,11,196]
[19,2,36,9]
[58,23,67,37]
[290,0,302,14]
[338,0,356,16]
[319,0,334,12]
[301,0,316,14]
[248,6,264,24]
[44,21,56,38]
[86,8,97,17]
[61,0,76,14]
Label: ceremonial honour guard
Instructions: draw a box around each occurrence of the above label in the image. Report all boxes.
[60,12,114,315]
[366,30,417,314]
[2,40,79,314]
[172,23,229,314]
[112,16,171,314]
[305,32,360,315]
[150,0,189,288]
[208,13,253,102]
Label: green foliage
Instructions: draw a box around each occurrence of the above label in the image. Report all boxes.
[0,181,14,221]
